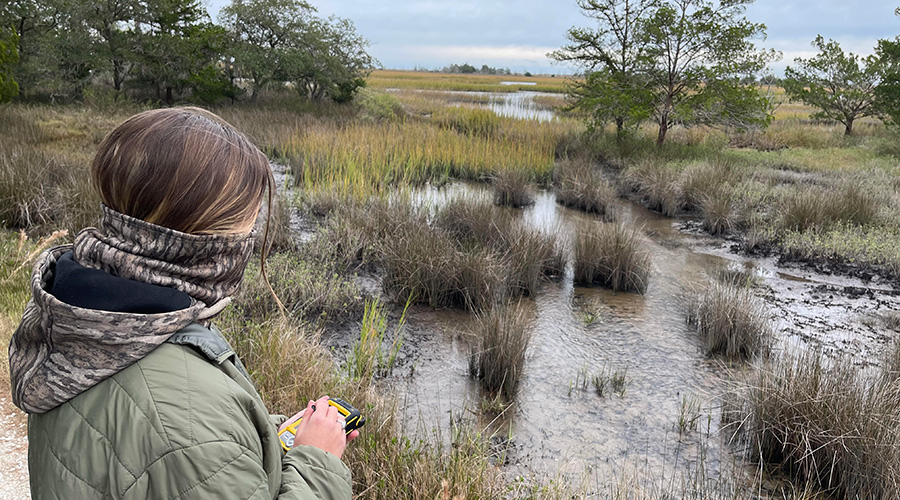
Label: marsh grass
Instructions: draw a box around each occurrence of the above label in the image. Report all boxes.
[553,156,618,218]
[468,302,533,397]
[346,298,407,383]
[778,182,878,232]
[724,351,900,499]
[491,169,534,207]
[684,282,771,360]
[235,250,363,323]
[573,221,650,294]
[623,160,682,217]
[217,313,505,500]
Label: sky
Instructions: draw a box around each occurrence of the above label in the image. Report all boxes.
[206,0,900,75]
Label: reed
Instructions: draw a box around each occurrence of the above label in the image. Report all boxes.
[573,221,651,294]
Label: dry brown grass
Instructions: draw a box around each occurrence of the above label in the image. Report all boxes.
[468,302,533,398]
[725,351,900,499]
[684,282,771,360]
[573,221,651,293]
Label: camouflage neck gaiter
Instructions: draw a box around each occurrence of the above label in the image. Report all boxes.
[73,205,255,307]
[9,206,257,414]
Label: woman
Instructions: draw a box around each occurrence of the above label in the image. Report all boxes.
[8,107,357,499]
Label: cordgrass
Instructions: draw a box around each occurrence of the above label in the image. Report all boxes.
[553,155,618,218]
[724,350,900,499]
[573,221,651,294]
[684,282,772,360]
[491,169,535,207]
[366,69,570,94]
[468,302,533,398]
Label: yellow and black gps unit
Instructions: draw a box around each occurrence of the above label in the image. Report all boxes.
[278,397,365,452]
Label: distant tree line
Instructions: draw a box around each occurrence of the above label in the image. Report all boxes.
[439,63,513,75]
[0,0,375,105]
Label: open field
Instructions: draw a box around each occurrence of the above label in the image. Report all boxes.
[2,81,900,498]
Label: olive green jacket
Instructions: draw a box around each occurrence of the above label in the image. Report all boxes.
[27,324,352,500]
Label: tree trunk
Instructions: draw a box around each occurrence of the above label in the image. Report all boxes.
[844,118,854,136]
[166,86,173,105]
[656,117,668,146]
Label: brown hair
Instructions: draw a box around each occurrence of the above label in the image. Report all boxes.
[92,107,272,235]
[92,107,284,312]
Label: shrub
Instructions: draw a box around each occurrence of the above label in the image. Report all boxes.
[468,302,533,397]
[573,221,650,293]
[685,282,771,360]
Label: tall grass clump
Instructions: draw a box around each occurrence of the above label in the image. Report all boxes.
[684,282,771,360]
[234,250,363,323]
[491,169,534,207]
[432,106,501,137]
[468,302,533,398]
[553,156,618,218]
[573,221,650,294]
[679,158,744,212]
[724,351,900,499]
[434,197,565,294]
[622,159,682,217]
[778,182,878,231]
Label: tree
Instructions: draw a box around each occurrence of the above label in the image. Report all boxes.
[642,0,776,145]
[875,37,900,127]
[293,15,374,102]
[0,26,20,102]
[549,0,659,136]
[0,0,64,94]
[219,0,316,101]
[135,0,232,104]
[783,36,882,136]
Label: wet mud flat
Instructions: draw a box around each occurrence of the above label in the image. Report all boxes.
[318,183,900,492]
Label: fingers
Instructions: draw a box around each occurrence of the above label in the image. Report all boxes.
[346,429,360,442]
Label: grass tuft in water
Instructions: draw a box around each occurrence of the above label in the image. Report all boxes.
[684,282,771,361]
[553,156,618,218]
[724,350,900,499]
[491,169,534,207]
[573,221,651,294]
[468,302,532,398]
[347,298,408,383]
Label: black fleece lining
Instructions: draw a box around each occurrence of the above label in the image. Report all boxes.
[50,252,192,314]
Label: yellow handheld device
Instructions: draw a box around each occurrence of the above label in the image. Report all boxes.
[279,397,365,452]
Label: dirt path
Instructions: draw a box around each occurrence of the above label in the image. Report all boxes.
[0,395,29,500]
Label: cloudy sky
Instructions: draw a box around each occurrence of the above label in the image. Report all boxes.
[206,0,900,75]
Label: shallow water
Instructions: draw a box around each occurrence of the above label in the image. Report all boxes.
[374,183,900,491]
[389,88,559,121]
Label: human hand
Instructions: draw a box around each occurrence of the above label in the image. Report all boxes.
[280,396,359,459]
